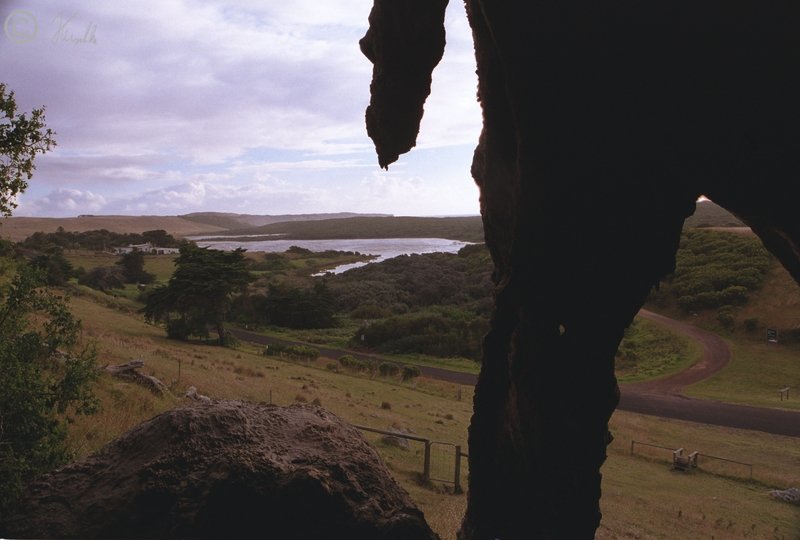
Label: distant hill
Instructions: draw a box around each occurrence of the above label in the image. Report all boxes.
[180,212,389,230]
[0,212,392,243]
[215,216,485,243]
[0,216,229,242]
[684,200,745,229]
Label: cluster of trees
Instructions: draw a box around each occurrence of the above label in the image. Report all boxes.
[231,282,337,329]
[354,307,489,360]
[143,244,253,345]
[19,228,180,252]
[76,250,155,292]
[330,245,493,318]
[660,230,773,312]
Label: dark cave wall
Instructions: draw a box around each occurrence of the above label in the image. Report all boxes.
[361,1,800,538]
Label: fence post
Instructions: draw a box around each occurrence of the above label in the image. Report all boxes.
[454,446,463,494]
[423,441,431,482]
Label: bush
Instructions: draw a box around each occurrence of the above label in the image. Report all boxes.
[0,265,98,513]
[716,306,735,330]
[166,318,191,340]
[350,303,393,320]
[221,331,239,349]
[381,401,392,410]
[379,362,400,378]
[285,345,320,361]
[401,365,421,381]
[263,342,289,356]
[354,308,488,360]
[260,282,337,329]
[744,317,759,333]
[78,266,126,292]
[338,355,371,373]
[670,230,773,313]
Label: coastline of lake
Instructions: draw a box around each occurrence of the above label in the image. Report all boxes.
[189,237,473,274]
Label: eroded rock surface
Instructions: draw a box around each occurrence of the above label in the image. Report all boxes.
[1,402,437,540]
[361,1,800,538]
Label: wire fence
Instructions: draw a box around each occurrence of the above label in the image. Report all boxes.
[630,440,753,481]
[353,424,466,493]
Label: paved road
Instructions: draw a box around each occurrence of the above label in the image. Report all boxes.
[228,328,478,385]
[230,312,800,438]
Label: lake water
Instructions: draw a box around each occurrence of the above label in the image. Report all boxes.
[191,237,472,274]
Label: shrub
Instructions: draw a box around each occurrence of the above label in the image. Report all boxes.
[221,331,239,349]
[78,266,126,292]
[350,303,393,320]
[401,365,421,381]
[670,230,773,313]
[354,308,488,360]
[379,362,400,378]
[717,306,735,330]
[338,355,372,373]
[0,265,98,513]
[381,401,392,410]
[744,317,759,333]
[261,282,337,329]
[167,319,192,340]
[285,345,320,361]
[263,343,289,356]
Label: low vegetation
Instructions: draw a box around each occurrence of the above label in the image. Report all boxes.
[29,293,800,539]
[650,229,773,313]
[0,265,98,514]
[218,215,485,243]
[18,228,181,251]
[615,319,699,382]
[4,207,800,536]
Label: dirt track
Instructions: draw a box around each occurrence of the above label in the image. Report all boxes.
[624,309,731,396]
[230,312,800,438]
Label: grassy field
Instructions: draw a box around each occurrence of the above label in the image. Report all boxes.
[218,216,485,243]
[685,340,800,410]
[60,294,800,539]
[644,248,800,411]
[0,216,227,242]
[616,318,702,383]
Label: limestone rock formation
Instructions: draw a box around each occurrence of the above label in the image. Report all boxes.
[361,1,800,538]
[1,402,438,540]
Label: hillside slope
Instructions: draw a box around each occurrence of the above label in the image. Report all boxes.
[217,216,485,243]
[180,212,389,230]
[0,216,228,242]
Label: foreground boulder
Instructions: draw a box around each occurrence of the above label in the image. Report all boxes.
[2,401,438,540]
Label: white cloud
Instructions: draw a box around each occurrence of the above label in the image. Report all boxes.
[21,189,107,216]
[2,0,481,217]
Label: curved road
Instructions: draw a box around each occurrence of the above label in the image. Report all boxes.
[629,309,730,396]
[230,311,800,438]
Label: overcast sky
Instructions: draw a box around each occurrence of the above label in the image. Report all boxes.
[1,0,482,217]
